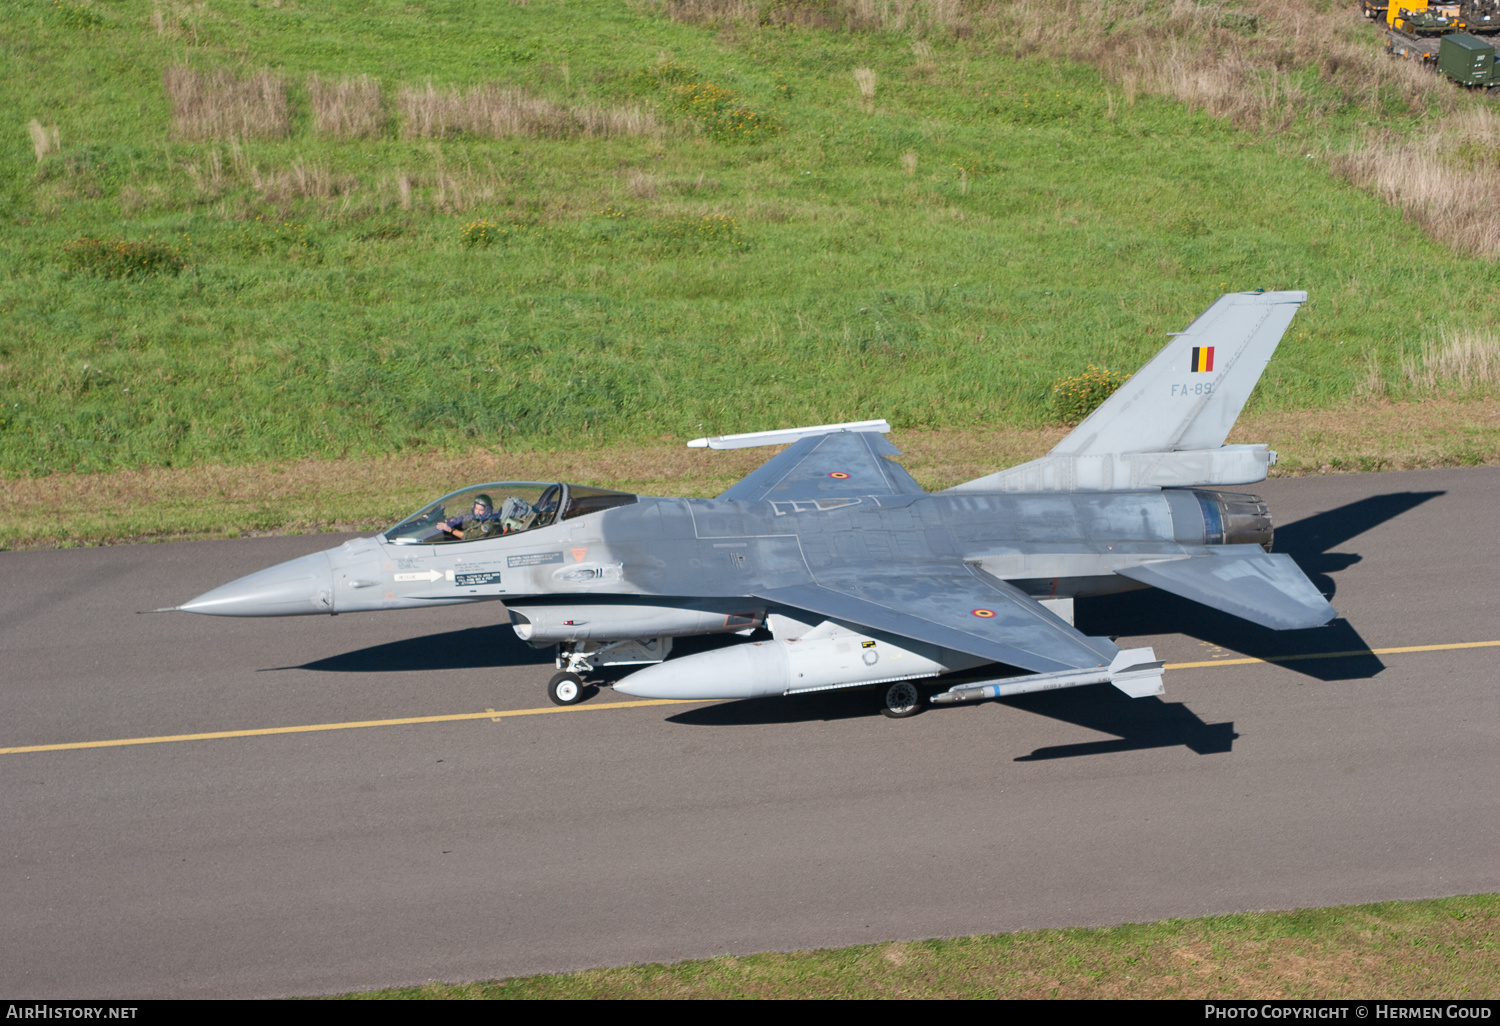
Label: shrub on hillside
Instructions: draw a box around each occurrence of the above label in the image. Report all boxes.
[670,81,780,140]
[648,213,748,251]
[51,0,103,28]
[1051,365,1126,423]
[634,58,701,90]
[61,238,186,279]
[461,219,501,248]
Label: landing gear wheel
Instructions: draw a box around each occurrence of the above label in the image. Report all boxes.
[548,671,585,706]
[879,681,924,719]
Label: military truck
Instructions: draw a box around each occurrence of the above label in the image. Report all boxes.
[1387,0,1466,60]
[1460,0,1500,32]
[1437,30,1500,88]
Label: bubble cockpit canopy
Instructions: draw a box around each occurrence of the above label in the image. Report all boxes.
[382,482,638,545]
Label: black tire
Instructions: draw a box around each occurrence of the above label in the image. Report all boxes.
[547,671,585,706]
[879,680,924,719]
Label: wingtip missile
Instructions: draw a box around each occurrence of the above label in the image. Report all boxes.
[687,419,892,450]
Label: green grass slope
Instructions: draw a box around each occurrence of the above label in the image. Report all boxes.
[2,0,1494,477]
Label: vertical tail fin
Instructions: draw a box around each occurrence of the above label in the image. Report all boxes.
[951,291,1307,493]
[1054,290,1307,456]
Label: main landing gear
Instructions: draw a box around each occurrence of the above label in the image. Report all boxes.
[879,680,926,719]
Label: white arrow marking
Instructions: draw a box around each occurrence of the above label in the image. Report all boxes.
[393,570,445,583]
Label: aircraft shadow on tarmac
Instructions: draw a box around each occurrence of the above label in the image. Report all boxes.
[665,684,1236,758]
[268,623,546,674]
[1078,490,1445,683]
[1003,689,1238,760]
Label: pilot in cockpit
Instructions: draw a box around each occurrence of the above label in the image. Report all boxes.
[435,494,501,540]
[434,493,537,541]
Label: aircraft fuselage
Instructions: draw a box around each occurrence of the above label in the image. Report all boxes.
[181,487,1268,619]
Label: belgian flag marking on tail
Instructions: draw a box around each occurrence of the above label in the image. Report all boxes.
[1190,346,1215,373]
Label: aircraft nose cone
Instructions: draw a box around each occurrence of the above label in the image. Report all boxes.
[179,551,335,617]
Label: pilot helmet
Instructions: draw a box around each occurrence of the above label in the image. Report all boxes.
[473,493,494,513]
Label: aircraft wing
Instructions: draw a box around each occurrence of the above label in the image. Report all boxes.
[755,565,1120,674]
[1114,546,1336,630]
[718,430,925,501]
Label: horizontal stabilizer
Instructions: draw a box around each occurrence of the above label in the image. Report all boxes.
[688,419,890,450]
[930,647,1165,705]
[1114,547,1336,630]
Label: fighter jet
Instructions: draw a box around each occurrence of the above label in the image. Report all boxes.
[178,290,1334,717]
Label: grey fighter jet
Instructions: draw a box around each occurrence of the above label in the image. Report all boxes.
[179,290,1334,717]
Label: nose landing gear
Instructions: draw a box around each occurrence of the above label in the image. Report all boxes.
[547,671,585,706]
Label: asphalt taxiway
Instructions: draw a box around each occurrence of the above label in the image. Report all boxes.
[2,467,1497,997]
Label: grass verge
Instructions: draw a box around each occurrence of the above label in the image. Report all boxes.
[5,398,1495,550]
[332,893,1500,999]
[5,0,1500,480]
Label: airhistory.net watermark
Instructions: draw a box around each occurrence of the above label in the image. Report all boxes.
[5,1008,138,1020]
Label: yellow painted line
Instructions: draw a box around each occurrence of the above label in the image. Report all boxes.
[0,698,704,756]
[3,639,1497,757]
[1165,639,1500,670]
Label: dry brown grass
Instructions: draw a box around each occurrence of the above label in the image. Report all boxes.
[181,146,233,200]
[908,38,938,79]
[308,74,385,138]
[626,169,659,198]
[6,401,1498,548]
[1401,328,1500,391]
[657,0,760,24]
[1331,110,1500,259]
[1359,328,1500,399]
[1020,0,1451,129]
[249,159,361,206]
[163,65,290,140]
[174,144,527,217]
[27,120,59,162]
[660,0,977,33]
[397,83,659,140]
[853,66,877,111]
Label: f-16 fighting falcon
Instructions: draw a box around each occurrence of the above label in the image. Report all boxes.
[177,291,1334,717]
